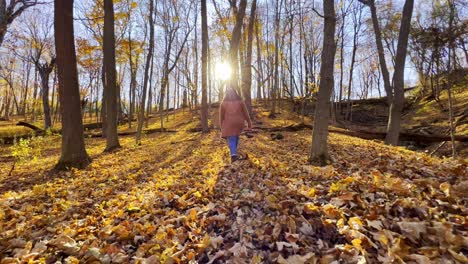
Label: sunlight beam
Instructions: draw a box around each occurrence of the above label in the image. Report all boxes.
[215,61,232,81]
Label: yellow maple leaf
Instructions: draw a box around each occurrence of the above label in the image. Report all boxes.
[188,208,197,221]
[352,238,365,253]
[193,191,202,198]
[440,182,451,197]
[308,188,316,197]
[348,217,363,230]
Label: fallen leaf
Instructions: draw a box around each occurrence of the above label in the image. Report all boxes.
[277,252,316,264]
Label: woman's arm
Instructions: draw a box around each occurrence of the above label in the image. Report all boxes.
[241,102,252,129]
[219,103,225,129]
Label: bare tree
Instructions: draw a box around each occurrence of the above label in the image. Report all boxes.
[32,56,55,129]
[103,0,120,151]
[26,15,55,129]
[0,0,39,47]
[345,2,363,120]
[200,0,209,132]
[156,0,194,129]
[360,0,414,145]
[241,0,257,116]
[358,0,393,104]
[8,9,55,128]
[272,0,284,114]
[384,0,414,145]
[309,0,337,166]
[0,56,20,120]
[136,0,155,144]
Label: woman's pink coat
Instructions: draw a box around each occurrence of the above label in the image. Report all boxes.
[219,100,252,137]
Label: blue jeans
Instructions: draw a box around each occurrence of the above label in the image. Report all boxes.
[227,136,239,157]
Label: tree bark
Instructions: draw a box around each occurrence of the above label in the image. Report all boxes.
[228,0,247,90]
[136,0,154,144]
[54,0,91,170]
[34,59,55,130]
[309,0,336,166]
[200,0,209,132]
[384,0,414,145]
[146,43,155,128]
[255,19,263,101]
[127,26,136,128]
[32,69,38,121]
[21,61,31,116]
[338,4,346,113]
[103,0,120,151]
[272,0,283,114]
[241,0,257,116]
[446,0,457,157]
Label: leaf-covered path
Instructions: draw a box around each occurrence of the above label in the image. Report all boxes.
[0,110,467,263]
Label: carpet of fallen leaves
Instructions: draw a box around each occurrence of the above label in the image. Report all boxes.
[0,110,467,264]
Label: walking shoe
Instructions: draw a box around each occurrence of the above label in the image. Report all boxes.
[231,155,238,163]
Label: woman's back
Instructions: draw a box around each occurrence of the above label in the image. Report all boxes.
[222,100,243,115]
[220,99,250,138]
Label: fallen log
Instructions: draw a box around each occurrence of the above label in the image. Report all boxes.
[85,128,177,138]
[1,121,177,144]
[257,123,468,143]
[82,117,145,130]
[16,121,43,132]
[0,134,36,145]
[399,132,468,143]
[0,122,45,144]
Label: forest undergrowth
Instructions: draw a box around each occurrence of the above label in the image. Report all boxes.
[0,109,466,263]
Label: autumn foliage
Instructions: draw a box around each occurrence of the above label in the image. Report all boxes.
[0,109,466,263]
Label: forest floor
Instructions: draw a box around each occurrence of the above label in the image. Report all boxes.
[0,107,467,263]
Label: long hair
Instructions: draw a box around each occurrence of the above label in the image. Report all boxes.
[223,87,242,102]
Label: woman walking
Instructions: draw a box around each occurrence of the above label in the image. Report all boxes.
[219,87,252,162]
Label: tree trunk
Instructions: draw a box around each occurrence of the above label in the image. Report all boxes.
[255,19,263,101]
[101,63,107,136]
[446,0,457,157]
[309,0,336,166]
[166,75,170,121]
[208,44,212,107]
[159,69,169,129]
[192,38,198,114]
[200,0,209,132]
[241,0,257,116]
[146,43,155,128]
[54,0,91,170]
[272,0,282,114]
[359,0,393,104]
[35,60,55,130]
[128,28,135,129]
[136,0,154,144]
[6,73,21,118]
[32,69,38,121]
[51,69,58,124]
[41,72,52,129]
[288,9,294,101]
[103,0,120,151]
[346,6,362,120]
[228,0,247,90]
[21,61,31,116]
[338,6,345,113]
[384,0,414,145]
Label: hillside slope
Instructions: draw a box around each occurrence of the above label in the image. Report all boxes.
[0,107,466,263]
